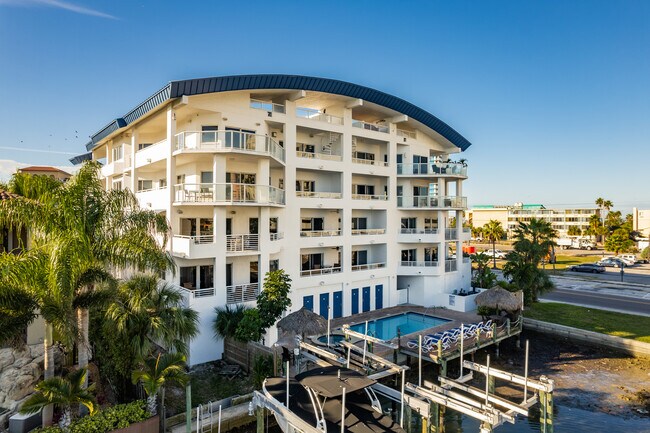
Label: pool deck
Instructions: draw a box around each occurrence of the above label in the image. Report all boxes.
[329,305,522,367]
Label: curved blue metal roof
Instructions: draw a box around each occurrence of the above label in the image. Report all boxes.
[74,74,471,162]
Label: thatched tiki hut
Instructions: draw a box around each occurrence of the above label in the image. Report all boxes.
[277,307,327,339]
[475,287,523,320]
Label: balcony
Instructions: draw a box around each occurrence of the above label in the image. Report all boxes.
[250,99,285,114]
[136,187,168,210]
[351,228,386,236]
[352,193,388,201]
[445,228,458,240]
[226,283,260,304]
[134,139,167,168]
[300,266,342,277]
[397,162,467,177]
[296,148,342,162]
[351,154,388,167]
[300,230,341,237]
[397,196,467,210]
[296,107,343,125]
[445,259,458,272]
[352,120,389,133]
[172,235,215,259]
[396,129,417,139]
[174,183,285,206]
[174,284,216,305]
[398,228,439,243]
[174,130,285,163]
[100,159,124,177]
[351,262,386,272]
[397,261,441,276]
[296,191,342,199]
[226,234,259,253]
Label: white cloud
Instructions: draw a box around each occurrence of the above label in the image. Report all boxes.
[0,0,117,19]
[0,160,78,183]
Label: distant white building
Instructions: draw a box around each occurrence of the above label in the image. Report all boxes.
[72,75,473,365]
[469,203,600,238]
[632,207,650,239]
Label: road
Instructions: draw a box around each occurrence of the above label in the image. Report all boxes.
[541,287,650,316]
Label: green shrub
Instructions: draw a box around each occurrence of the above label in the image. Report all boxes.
[252,354,273,389]
[31,400,151,433]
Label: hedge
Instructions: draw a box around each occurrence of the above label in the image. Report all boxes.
[32,400,151,433]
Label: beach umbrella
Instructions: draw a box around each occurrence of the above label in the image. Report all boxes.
[277,307,327,337]
[475,287,522,312]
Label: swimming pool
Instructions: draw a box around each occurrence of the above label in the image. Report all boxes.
[349,312,450,340]
[316,334,346,345]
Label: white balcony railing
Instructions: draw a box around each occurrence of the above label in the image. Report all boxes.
[300,230,341,237]
[351,262,386,271]
[301,266,342,277]
[400,228,439,234]
[250,99,286,114]
[397,162,467,176]
[174,130,285,163]
[226,283,260,304]
[352,120,389,133]
[445,259,458,272]
[397,196,467,209]
[173,284,216,302]
[351,228,386,235]
[352,193,388,201]
[174,183,285,205]
[400,261,439,267]
[296,150,343,161]
[351,156,388,167]
[226,234,259,252]
[296,107,343,125]
[396,129,417,139]
[445,228,458,240]
[296,191,342,199]
[174,234,214,244]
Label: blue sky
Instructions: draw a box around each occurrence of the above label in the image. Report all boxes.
[0,0,648,212]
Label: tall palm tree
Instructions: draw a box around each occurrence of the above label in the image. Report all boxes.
[511,218,558,266]
[482,220,505,269]
[595,198,614,244]
[20,368,96,431]
[2,163,172,387]
[106,274,199,368]
[213,304,249,341]
[131,353,189,416]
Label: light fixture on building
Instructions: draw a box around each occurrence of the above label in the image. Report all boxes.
[176,210,183,214]
[271,132,277,137]
[370,275,375,279]
[319,281,325,286]
[230,211,237,214]
[172,113,176,121]
[222,117,228,121]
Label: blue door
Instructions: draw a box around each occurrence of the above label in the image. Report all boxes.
[303,295,314,311]
[333,291,343,318]
[319,293,330,319]
[351,289,359,315]
[362,287,371,312]
[375,285,383,310]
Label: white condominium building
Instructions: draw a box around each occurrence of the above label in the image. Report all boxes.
[72,75,473,365]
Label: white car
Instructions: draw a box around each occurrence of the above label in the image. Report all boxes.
[616,255,636,267]
[484,249,507,259]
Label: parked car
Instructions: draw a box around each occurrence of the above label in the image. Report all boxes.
[615,256,636,267]
[618,254,646,264]
[484,249,507,259]
[597,258,627,268]
[567,263,605,273]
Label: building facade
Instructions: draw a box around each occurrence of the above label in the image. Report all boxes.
[18,166,71,182]
[72,75,473,365]
[469,203,600,238]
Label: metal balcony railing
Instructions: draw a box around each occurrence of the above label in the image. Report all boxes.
[396,162,467,176]
[351,120,389,133]
[296,107,343,125]
[300,266,342,277]
[396,129,417,139]
[445,259,458,272]
[226,234,259,252]
[174,183,285,205]
[296,149,343,161]
[400,228,439,234]
[173,234,214,244]
[174,130,285,162]
[397,196,467,209]
[351,193,388,200]
[226,283,260,304]
[296,191,342,199]
[300,230,341,237]
[445,228,458,240]
[351,262,386,271]
[351,228,386,235]
[250,99,286,113]
[400,261,439,267]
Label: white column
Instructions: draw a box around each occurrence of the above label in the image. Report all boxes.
[130,130,138,192]
[165,107,177,248]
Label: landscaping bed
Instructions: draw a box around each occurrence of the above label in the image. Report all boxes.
[523,302,650,343]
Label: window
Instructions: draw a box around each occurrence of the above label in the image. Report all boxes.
[425,248,437,262]
[424,218,437,230]
[250,261,259,284]
[177,174,186,185]
[297,143,315,154]
[199,265,214,288]
[301,218,323,232]
[401,218,416,230]
[354,151,375,161]
[180,266,196,289]
[201,171,213,184]
[352,217,367,230]
[401,249,417,262]
[112,146,123,161]
[351,250,368,266]
[269,259,279,272]
[296,180,315,192]
[201,125,219,143]
[301,253,323,270]
[138,143,152,151]
[413,186,428,196]
[159,178,167,188]
[226,173,256,184]
[200,219,213,236]
[137,179,153,191]
[354,185,375,195]
[112,179,122,190]
[270,218,278,234]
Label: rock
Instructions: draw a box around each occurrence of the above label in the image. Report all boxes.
[7,375,37,401]
[13,356,32,369]
[29,344,44,358]
[0,349,15,371]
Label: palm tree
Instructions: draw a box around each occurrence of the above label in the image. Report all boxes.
[20,368,97,431]
[106,274,199,371]
[2,163,172,388]
[482,220,505,269]
[595,198,613,244]
[131,353,189,416]
[213,304,249,340]
[511,218,557,266]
